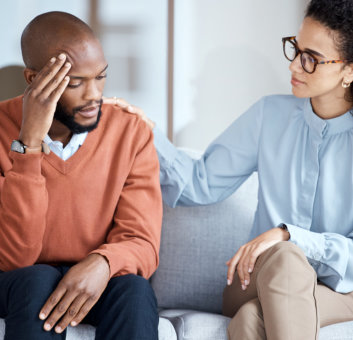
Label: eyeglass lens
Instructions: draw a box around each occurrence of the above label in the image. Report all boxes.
[284,40,316,73]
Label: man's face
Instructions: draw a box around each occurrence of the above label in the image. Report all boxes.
[55,37,108,132]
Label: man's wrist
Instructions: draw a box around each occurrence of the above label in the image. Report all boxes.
[11,140,50,155]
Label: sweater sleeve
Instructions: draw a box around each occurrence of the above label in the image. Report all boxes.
[90,126,163,279]
[0,151,48,271]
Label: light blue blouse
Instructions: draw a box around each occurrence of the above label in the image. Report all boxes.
[153,94,353,293]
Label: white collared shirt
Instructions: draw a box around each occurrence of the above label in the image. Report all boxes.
[43,132,88,161]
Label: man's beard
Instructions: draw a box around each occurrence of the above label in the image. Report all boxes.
[54,100,103,134]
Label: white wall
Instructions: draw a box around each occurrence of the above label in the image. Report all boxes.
[0,0,310,144]
[0,0,89,67]
[173,0,310,150]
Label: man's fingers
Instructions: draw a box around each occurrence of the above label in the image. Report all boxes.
[42,62,71,98]
[70,297,97,327]
[43,291,77,332]
[49,75,70,103]
[39,286,66,321]
[30,54,68,93]
[53,294,89,333]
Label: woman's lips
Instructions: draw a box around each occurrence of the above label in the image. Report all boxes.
[291,77,305,86]
[77,106,99,118]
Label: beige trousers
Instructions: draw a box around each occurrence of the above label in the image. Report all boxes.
[223,242,353,340]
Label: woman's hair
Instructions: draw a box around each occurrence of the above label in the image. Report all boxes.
[306,0,353,101]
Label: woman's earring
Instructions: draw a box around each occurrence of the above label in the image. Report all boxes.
[342,80,351,88]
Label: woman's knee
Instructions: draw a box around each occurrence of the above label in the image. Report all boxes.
[258,242,310,274]
[227,298,265,340]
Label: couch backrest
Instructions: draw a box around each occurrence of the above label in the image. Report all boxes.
[151,173,258,313]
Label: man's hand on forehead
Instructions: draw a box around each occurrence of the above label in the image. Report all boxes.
[19,54,71,148]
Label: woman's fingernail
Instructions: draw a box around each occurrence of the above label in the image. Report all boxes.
[241,284,247,290]
[55,326,62,333]
[58,53,66,60]
[39,312,46,320]
[245,280,249,285]
[71,321,77,327]
[248,268,253,273]
[227,279,231,286]
[44,323,51,331]
[50,57,56,63]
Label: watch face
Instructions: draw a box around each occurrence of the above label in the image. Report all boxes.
[11,140,25,154]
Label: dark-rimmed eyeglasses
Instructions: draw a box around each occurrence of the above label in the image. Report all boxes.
[282,36,346,74]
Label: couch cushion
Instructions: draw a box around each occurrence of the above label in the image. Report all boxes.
[151,174,258,313]
[160,309,230,340]
[0,317,176,340]
[159,309,353,340]
[319,321,353,340]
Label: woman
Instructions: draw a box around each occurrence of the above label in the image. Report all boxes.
[105,0,353,338]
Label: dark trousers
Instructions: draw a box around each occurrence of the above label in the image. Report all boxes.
[0,264,159,340]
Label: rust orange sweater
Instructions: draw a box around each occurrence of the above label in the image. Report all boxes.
[0,96,162,279]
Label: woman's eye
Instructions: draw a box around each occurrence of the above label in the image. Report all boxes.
[303,53,316,64]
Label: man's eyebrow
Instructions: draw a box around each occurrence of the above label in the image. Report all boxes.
[69,64,109,80]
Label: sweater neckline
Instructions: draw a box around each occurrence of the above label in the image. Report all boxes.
[43,127,98,174]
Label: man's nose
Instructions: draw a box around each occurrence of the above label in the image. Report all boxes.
[82,79,101,102]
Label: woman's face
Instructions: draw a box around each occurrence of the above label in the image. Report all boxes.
[289,17,352,101]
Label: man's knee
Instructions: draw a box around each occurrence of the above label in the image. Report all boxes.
[109,274,157,309]
[7,265,62,313]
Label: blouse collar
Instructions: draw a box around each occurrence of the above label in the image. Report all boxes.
[303,98,353,138]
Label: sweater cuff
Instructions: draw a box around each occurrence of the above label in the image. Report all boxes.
[9,151,44,177]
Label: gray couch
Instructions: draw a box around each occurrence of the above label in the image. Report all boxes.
[1,173,353,339]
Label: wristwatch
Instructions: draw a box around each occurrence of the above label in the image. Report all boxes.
[11,140,50,155]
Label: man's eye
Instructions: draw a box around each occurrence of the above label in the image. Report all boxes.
[67,83,81,88]
[96,74,107,80]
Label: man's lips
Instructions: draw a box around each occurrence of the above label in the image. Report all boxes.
[77,106,99,118]
[291,76,305,86]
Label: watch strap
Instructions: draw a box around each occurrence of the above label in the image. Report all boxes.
[11,140,50,155]
[24,145,42,154]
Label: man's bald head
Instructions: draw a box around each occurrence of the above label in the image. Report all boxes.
[21,11,97,70]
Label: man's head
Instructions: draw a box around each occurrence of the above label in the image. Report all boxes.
[21,11,108,133]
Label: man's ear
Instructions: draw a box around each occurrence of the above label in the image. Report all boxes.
[23,68,38,85]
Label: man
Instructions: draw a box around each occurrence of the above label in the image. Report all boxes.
[0,11,162,340]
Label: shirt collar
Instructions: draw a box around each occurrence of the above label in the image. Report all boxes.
[303,98,353,138]
[44,132,88,149]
